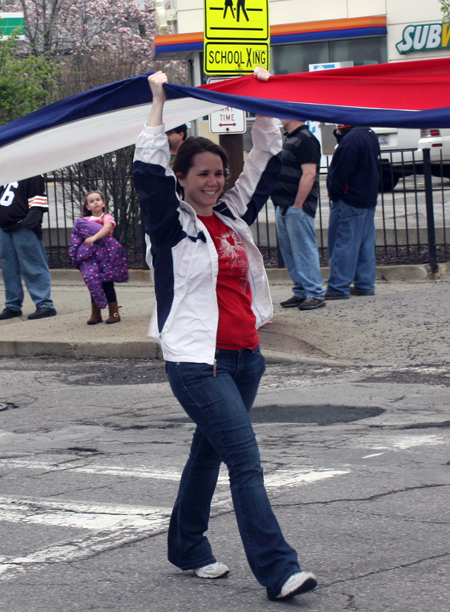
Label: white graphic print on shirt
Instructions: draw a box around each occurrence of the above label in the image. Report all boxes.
[217,228,249,291]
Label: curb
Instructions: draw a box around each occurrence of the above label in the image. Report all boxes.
[1,264,448,286]
[49,268,153,285]
[266,263,450,283]
[0,340,160,360]
[1,263,449,363]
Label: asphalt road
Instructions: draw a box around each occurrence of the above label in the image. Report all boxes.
[0,357,449,612]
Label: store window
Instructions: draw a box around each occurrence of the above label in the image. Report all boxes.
[272,36,387,74]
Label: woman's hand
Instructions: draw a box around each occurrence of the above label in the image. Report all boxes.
[148,71,167,103]
[147,71,167,127]
[84,236,96,245]
[253,68,272,118]
[253,67,271,82]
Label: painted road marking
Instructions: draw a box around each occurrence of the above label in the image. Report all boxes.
[0,459,348,488]
[0,463,349,581]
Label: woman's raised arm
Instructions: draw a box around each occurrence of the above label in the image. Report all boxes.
[146,71,168,127]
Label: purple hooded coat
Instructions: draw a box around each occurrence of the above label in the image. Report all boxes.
[68,218,128,308]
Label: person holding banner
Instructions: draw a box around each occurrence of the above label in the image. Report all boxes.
[132,69,317,601]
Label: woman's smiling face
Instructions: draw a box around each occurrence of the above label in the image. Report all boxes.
[178,152,225,216]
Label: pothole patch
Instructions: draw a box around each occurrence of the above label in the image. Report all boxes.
[401,421,450,430]
[66,446,101,454]
[166,405,385,426]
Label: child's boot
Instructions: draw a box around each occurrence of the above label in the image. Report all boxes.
[105,301,121,324]
[87,303,102,325]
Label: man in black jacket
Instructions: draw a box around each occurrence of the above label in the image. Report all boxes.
[0,176,57,319]
[326,124,380,299]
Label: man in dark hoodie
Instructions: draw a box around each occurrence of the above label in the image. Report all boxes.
[325,124,380,299]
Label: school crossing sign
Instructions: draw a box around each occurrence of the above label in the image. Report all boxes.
[204,0,269,75]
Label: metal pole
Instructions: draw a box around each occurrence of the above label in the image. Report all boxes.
[422,148,438,273]
[219,133,244,189]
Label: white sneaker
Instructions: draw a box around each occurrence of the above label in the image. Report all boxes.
[276,571,317,600]
[193,561,230,579]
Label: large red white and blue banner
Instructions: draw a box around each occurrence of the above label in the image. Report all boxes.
[1,58,450,184]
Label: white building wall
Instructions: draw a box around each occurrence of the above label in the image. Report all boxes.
[347,0,387,20]
[177,10,203,32]
[269,1,348,25]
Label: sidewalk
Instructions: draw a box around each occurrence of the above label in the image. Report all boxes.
[1,265,450,365]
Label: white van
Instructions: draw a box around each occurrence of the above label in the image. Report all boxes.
[373,127,450,190]
[418,128,450,167]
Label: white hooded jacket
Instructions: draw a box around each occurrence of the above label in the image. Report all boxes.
[133,116,282,365]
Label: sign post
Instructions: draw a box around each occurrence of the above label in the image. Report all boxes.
[203,0,269,75]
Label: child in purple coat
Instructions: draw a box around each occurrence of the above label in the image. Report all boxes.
[69,190,128,324]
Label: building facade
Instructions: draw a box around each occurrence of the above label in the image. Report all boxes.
[155,1,450,85]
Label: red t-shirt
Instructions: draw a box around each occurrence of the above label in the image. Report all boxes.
[198,214,259,350]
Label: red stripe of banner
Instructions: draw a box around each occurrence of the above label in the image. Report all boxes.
[200,58,450,112]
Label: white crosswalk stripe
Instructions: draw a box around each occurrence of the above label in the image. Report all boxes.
[0,460,349,581]
[0,458,348,487]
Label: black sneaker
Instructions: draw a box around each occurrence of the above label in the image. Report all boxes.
[298,297,326,310]
[324,292,349,300]
[0,307,22,320]
[280,296,305,308]
[27,307,57,320]
[350,287,375,296]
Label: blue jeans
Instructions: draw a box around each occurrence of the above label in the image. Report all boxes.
[276,206,325,299]
[0,227,54,311]
[327,200,376,297]
[166,347,300,600]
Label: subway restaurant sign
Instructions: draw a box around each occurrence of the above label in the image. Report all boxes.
[396,22,450,54]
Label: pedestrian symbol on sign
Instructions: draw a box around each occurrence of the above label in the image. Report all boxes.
[237,0,249,22]
[222,0,250,21]
[223,0,234,18]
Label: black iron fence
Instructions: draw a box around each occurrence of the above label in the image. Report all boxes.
[43,149,145,269]
[253,147,450,268]
[43,148,450,269]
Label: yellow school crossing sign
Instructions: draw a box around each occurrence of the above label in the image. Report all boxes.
[204,0,270,75]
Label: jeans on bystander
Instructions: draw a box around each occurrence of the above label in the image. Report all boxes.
[0,227,54,311]
[275,206,324,300]
[327,199,376,297]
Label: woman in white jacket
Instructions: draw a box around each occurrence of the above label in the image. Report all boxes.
[133,70,317,601]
